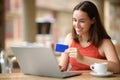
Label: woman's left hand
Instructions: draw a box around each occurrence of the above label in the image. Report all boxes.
[65,48,83,61]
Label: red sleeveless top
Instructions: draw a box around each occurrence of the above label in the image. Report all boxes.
[69,41,106,70]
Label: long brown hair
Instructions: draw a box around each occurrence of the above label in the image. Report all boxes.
[72,1,111,47]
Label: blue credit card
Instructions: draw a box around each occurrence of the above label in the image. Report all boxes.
[55,44,68,53]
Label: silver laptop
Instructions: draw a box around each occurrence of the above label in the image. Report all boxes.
[11,46,81,78]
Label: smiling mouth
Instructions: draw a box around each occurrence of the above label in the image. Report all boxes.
[76,29,82,32]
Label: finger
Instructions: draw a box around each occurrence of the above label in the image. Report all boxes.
[69,48,77,51]
[69,49,77,53]
[60,66,66,72]
[69,52,75,57]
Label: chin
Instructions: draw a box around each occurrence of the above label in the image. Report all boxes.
[76,33,82,36]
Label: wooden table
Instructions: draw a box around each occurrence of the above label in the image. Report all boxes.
[0,70,120,80]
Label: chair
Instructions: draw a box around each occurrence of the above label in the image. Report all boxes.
[0,50,16,73]
[0,50,6,73]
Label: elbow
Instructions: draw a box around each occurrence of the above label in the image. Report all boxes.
[117,62,120,73]
[109,61,120,74]
[116,65,120,74]
[113,63,120,74]
[114,69,120,74]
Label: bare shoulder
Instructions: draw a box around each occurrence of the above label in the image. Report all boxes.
[64,33,73,46]
[99,39,115,50]
[100,39,116,55]
[101,39,114,47]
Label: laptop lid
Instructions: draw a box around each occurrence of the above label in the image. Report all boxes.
[11,46,80,78]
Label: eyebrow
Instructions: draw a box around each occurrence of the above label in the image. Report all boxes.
[72,17,86,21]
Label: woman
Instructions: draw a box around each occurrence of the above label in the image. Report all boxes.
[59,1,120,73]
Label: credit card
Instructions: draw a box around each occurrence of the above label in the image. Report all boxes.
[55,44,68,53]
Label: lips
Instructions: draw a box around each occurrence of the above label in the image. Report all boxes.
[76,29,82,33]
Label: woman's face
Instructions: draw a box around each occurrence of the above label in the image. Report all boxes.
[72,10,94,36]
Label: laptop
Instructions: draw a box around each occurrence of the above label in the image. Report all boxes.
[11,46,81,78]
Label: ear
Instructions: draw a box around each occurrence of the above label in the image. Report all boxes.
[91,17,95,24]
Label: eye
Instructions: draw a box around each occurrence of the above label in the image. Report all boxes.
[80,20,85,23]
[72,18,77,22]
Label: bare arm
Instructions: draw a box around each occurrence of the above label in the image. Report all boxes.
[101,39,120,73]
[59,33,72,71]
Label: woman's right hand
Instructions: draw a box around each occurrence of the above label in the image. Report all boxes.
[59,65,67,72]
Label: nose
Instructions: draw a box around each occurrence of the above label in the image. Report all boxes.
[75,21,80,28]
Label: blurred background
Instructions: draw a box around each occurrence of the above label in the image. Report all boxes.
[0,0,120,73]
